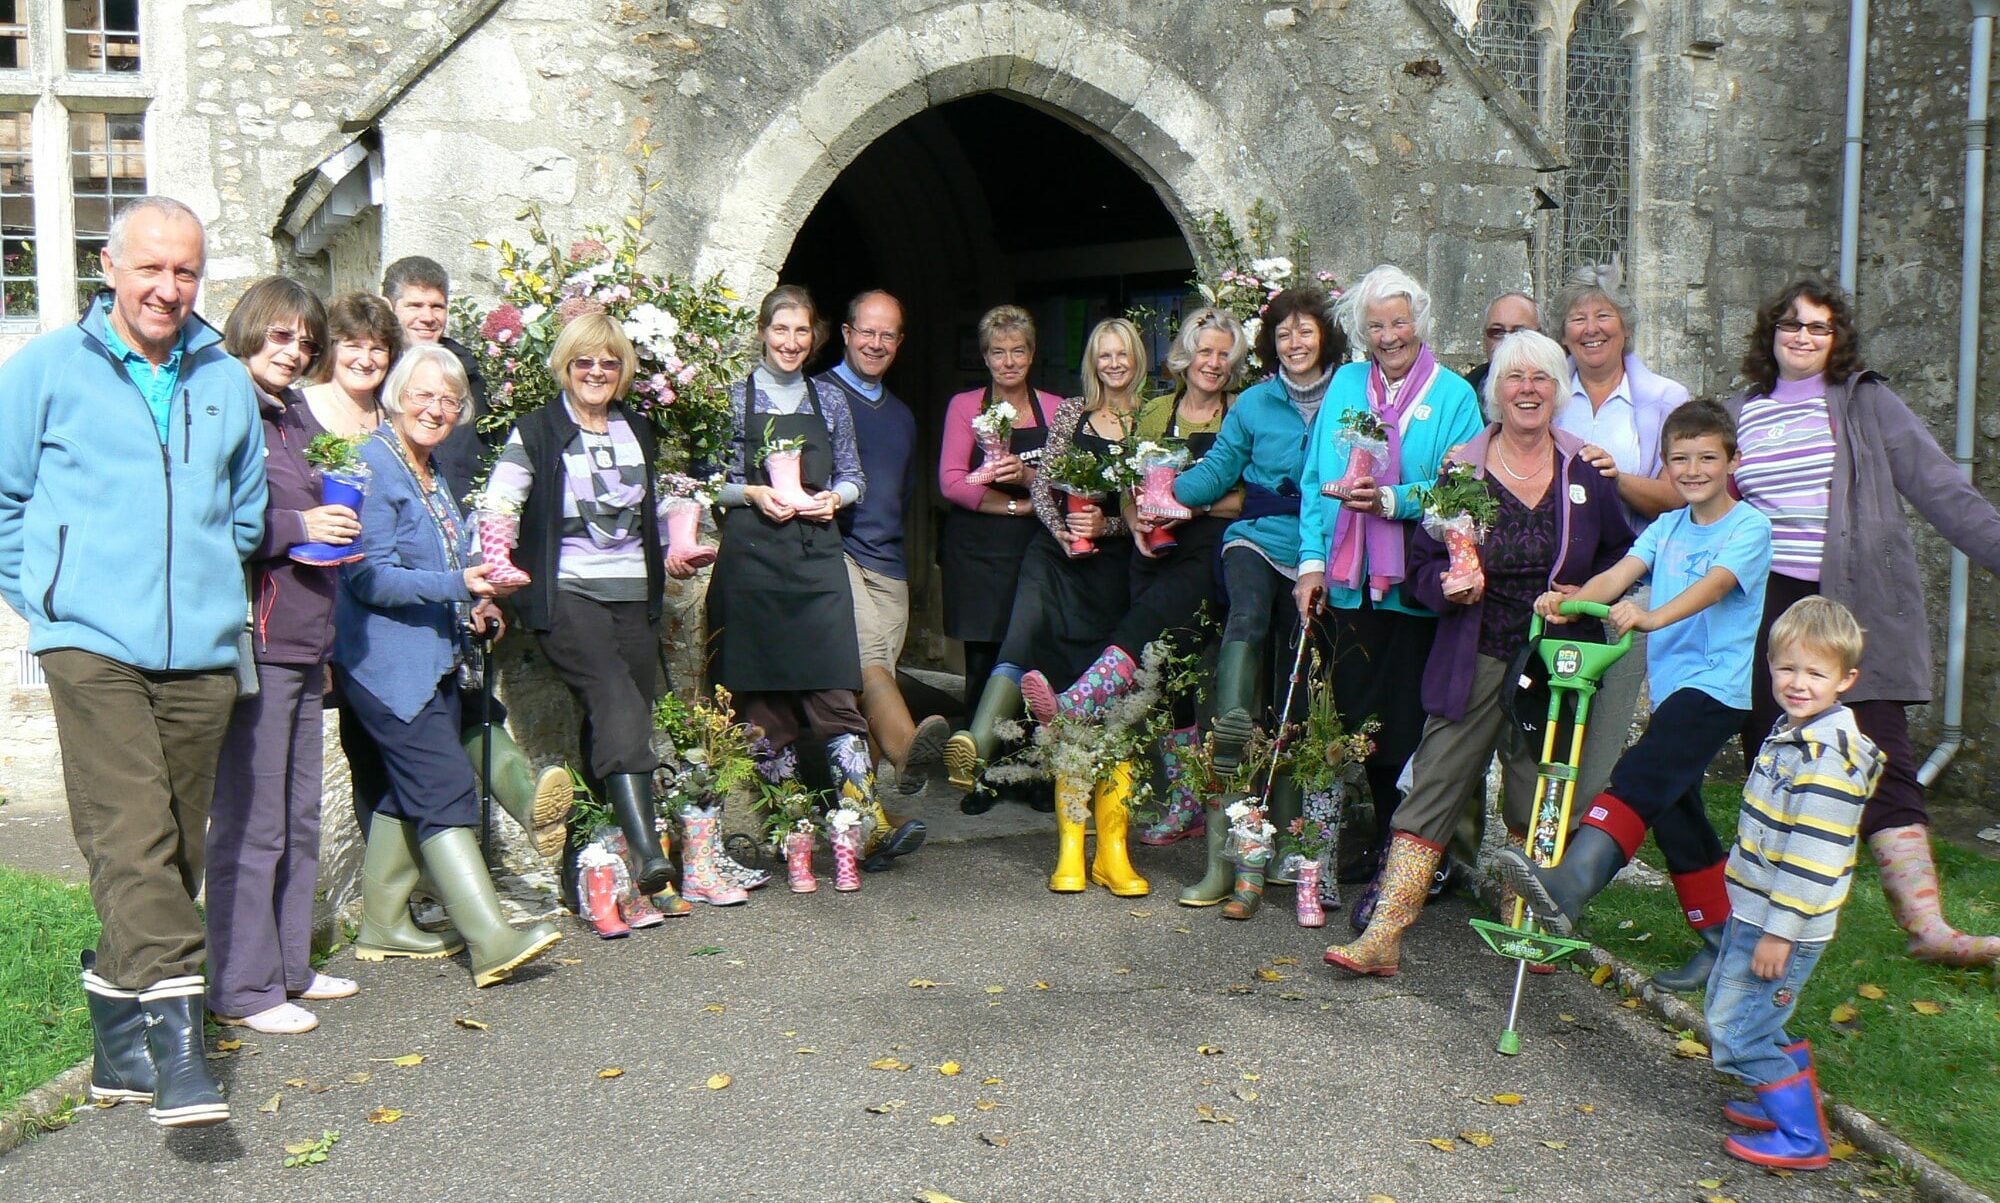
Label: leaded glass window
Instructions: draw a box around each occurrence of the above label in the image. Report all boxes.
[1560,0,1632,274]
[1471,0,1543,117]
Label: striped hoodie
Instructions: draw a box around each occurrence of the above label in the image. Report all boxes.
[1725,704,1884,943]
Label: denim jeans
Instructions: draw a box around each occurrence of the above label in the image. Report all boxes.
[1704,916,1827,1087]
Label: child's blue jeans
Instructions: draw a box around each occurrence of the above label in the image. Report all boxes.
[1703,916,1826,1087]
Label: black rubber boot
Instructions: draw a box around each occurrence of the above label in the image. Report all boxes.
[1652,924,1726,993]
[1495,823,1630,937]
[1206,641,1263,776]
[80,952,153,1106]
[138,977,228,1127]
[605,772,672,895]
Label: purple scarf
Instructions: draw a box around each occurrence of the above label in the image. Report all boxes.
[1327,344,1438,599]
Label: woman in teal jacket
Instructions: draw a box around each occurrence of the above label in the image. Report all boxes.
[1171,287,1346,912]
[1294,265,1485,927]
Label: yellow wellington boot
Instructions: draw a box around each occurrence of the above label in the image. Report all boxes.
[1049,775,1090,893]
[1089,761,1150,897]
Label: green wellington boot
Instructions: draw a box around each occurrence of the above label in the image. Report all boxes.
[1205,641,1263,776]
[354,815,465,961]
[945,675,1023,790]
[1177,797,1236,906]
[1264,775,1304,886]
[417,827,562,988]
[462,725,573,859]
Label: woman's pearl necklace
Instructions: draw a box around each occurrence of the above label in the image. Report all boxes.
[1493,441,1551,482]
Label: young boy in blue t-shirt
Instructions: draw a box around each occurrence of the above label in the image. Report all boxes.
[1498,400,1773,991]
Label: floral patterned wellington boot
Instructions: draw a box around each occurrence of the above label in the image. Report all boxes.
[1021,645,1138,725]
[1089,762,1150,897]
[1323,833,1443,977]
[1049,777,1091,893]
[783,828,818,894]
[1870,825,2000,966]
[830,733,925,871]
[677,806,748,906]
[1139,727,1205,846]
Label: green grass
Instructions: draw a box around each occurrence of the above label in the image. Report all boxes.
[0,866,99,1113]
[1582,782,2000,1196]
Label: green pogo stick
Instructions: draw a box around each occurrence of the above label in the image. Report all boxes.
[1469,599,1631,1056]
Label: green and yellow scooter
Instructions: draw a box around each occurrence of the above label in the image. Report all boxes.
[1470,599,1631,1056]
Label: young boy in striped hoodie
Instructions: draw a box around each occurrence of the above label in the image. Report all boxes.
[1713,595,1884,1170]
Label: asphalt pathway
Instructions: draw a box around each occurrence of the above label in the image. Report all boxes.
[0,833,1911,1203]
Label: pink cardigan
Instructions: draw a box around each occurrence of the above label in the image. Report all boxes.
[937,387,1059,511]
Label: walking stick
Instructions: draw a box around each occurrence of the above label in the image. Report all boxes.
[1257,600,1321,805]
[1469,599,1630,1055]
[478,626,497,861]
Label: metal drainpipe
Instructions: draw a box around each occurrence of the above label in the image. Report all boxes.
[1919,0,2000,787]
[1839,0,1871,293]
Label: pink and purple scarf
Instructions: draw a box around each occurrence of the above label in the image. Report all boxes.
[1327,344,1438,600]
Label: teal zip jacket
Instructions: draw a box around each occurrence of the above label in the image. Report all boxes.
[1296,358,1484,615]
[1172,376,1312,569]
[0,295,267,671]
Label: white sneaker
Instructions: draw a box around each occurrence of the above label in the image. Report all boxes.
[299,972,359,1000]
[217,1002,319,1034]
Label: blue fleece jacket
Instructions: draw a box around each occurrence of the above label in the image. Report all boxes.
[1173,376,1312,568]
[0,296,266,671]
[1297,359,1486,615]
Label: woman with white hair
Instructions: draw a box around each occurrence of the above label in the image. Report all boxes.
[1323,331,1633,975]
[1019,307,1248,844]
[337,343,563,988]
[1294,265,1485,929]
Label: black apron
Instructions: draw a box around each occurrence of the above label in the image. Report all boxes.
[705,379,863,693]
[1122,403,1228,651]
[995,418,1134,685]
[941,388,1050,642]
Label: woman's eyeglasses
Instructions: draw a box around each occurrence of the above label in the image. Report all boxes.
[1775,319,1835,338]
[406,390,465,415]
[570,357,623,374]
[265,327,322,358]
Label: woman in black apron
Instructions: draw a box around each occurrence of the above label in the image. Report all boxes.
[938,306,1060,711]
[943,318,1144,796]
[706,286,925,874]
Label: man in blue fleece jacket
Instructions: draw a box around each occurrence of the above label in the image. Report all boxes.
[0,196,265,1128]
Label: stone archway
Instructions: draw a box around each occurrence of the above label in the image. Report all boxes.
[692,0,1283,296]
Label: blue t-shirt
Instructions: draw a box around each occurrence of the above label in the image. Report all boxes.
[1628,500,1773,708]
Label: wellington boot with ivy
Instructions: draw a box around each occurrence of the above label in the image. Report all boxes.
[1088,761,1150,897]
[1049,777,1090,893]
[947,676,1023,790]
[1178,799,1236,907]
[1323,832,1442,977]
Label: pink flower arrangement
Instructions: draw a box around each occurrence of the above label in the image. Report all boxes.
[558,295,606,326]
[481,304,526,345]
[568,238,610,262]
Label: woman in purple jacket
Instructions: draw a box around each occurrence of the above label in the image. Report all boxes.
[203,278,359,1033]
[1730,279,2000,967]
[1324,331,1632,977]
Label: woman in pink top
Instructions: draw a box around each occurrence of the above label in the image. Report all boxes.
[938,306,1061,810]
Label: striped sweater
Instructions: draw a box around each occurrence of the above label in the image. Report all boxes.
[1735,374,1836,580]
[1725,704,1884,943]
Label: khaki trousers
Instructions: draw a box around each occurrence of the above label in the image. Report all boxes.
[1398,654,1540,848]
[42,649,236,988]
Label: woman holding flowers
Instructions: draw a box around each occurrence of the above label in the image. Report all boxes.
[944,319,1144,796]
[338,345,563,988]
[1169,287,1347,910]
[707,285,925,878]
[1323,331,1632,976]
[205,279,359,1033]
[1019,307,1247,845]
[1294,266,1485,928]
[476,312,686,925]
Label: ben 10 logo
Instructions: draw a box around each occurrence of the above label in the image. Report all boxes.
[1553,645,1582,677]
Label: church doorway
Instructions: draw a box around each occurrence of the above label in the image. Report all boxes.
[776,93,1199,674]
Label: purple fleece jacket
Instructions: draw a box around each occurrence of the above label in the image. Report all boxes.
[249,390,340,667]
[1408,426,1634,722]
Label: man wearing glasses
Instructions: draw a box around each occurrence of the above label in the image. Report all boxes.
[816,291,949,803]
[0,197,266,1127]
[1464,291,1542,396]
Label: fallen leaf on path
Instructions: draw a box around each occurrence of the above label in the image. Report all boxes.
[1194,1105,1236,1124]
[1488,1093,1524,1106]
[705,1074,731,1090]
[1253,969,1284,982]
[555,957,583,965]
[1032,981,1050,990]
[1368,1196,1397,1203]
[1417,1137,1456,1152]
[259,1093,282,1114]
[1272,956,1299,966]
[907,979,947,989]
[215,1038,244,1052]
[690,945,724,956]
[914,1192,965,1203]
[1829,1003,1859,1024]
[1619,998,1641,1009]
[1196,1044,1224,1056]
[795,1048,819,1055]
[597,1067,624,1079]
[939,1061,963,1076]
[365,1108,403,1124]
[975,1100,1000,1112]
[1128,909,1153,917]
[342,1072,371,1085]
[283,1141,317,1156]
[1829,1140,1857,1160]
[284,1078,309,1088]
[1232,1086,1259,1103]
[869,1057,911,1071]
[1857,983,1886,1000]
[979,1131,1009,1147]
[375,1053,424,1068]
[981,1077,1003,1086]
[1702,1194,1739,1203]
[1459,1131,1494,1148]
[1575,1103,1595,1114]
[984,985,1004,995]
[930,1114,956,1126]
[1589,965,1613,986]
[1113,967,1132,975]
[1540,1140,1567,1149]
[1911,1000,1945,1016]
[703,1004,725,1013]
[453,1017,490,1032]
[1695,1178,1723,1189]
[865,1100,906,1114]
[1674,1038,1710,1059]
[1241,1073,1261,1081]
[1558,1014,1577,1023]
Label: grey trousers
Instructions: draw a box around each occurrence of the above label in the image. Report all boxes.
[42,649,237,988]
[205,663,325,1017]
[1397,654,1540,848]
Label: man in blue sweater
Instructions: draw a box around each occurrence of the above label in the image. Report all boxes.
[818,290,947,808]
[0,197,266,1128]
